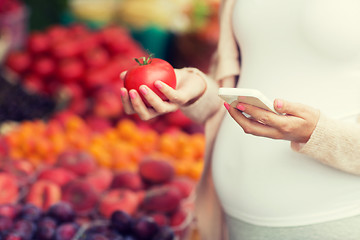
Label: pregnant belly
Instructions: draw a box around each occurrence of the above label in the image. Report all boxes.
[212,114,360,226]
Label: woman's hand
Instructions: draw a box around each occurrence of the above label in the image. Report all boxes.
[120,68,206,121]
[225,99,320,143]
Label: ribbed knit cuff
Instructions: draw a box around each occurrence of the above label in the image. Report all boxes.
[291,113,360,174]
[179,68,222,124]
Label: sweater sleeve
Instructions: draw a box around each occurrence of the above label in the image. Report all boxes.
[291,113,360,175]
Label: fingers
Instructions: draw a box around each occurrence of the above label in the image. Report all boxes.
[120,85,178,121]
[154,81,187,105]
[235,102,287,129]
[120,88,134,114]
[227,105,283,139]
[138,85,178,113]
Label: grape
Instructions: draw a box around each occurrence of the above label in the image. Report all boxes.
[17,204,42,222]
[47,202,75,224]
[110,211,132,235]
[35,217,57,240]
[131,216,159,240]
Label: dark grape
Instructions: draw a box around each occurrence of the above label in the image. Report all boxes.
[17,204,42,222]
[47,202,75,224]
[54,222,80,240]
[131,216,159,240]
[12,219,37,240]
[35,217,57,240]
[110,211,133,234]
[152,226,175,240]
[0,216,13,233]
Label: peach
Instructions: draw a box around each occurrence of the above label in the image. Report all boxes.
[0,160,35,187]
[56,150,96,176]
[0,203,21,219]
[170,208,188,227]
[0,172,19,204]
[166,176,196,199]
[148,212,170,227]
[111,171,144,191]
[37,167,76,187]
[138,157,175,184]
[141,186,182,214]
[84,168,114,193]
[62,179,99,215]
[98,189,140,218]
[26,180,62,211]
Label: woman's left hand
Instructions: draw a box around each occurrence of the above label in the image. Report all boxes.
[225,99,320,143]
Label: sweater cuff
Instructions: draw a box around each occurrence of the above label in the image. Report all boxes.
[291,113,360,174]
[180,68,222,124]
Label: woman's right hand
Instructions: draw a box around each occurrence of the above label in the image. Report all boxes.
[119,68,206,121]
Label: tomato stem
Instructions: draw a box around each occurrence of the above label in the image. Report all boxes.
[134,54,154,66]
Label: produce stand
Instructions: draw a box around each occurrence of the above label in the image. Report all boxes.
[0,0,219,239]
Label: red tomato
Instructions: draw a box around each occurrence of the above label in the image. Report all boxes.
[27,32,50,55]
[5,51,31,75]
[57,58,85,83]
[83,47,110,69]
[124,57,176,106]
[33,57,56,77]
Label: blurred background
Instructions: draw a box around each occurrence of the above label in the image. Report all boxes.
[0,0,220,239]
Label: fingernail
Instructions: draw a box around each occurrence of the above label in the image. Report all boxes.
[237,104,245,111]
[224,102,230,110]
[120,88,126,97]
[139,86,148,95]
[129,91,137,100]
[276,99,283,109]
[154,81,162,89]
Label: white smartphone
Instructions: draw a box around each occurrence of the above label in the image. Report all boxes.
[218,87,279,114]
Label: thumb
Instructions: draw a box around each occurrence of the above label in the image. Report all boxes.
[274,99,308,116]
[119,71,127,81]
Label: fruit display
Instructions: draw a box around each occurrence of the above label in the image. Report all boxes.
[4,24,146,121]
[1,114,204,179]
[0,4,211,238]
[3,22,203,133]
[0,126,199,239]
